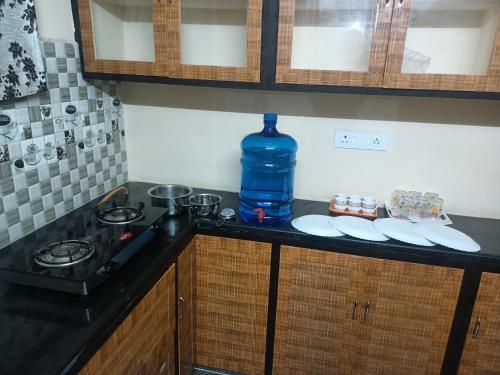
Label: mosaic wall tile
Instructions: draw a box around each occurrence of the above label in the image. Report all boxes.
[0,41,128,249]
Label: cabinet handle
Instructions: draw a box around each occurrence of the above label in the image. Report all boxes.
[352,300,359,320]
[179,296,185,320]
[364,301,371,322]
[473,315,481,338]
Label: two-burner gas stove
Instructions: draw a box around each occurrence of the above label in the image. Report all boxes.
[0,182,169,295]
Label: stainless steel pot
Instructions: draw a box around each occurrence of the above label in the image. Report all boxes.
[188,193,222,219]
[147,184,193,216]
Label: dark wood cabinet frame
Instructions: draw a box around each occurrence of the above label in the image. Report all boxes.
[71,0,500,100]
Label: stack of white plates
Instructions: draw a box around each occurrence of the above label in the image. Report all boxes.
[291,215,344,237]
[292,214,480,253]
[329,216,389,242]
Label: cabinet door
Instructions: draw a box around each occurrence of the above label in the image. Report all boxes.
[275,0,394,87]
[384,0,500,92]
[273,246,462,375]
[362,259,463,374]
[273,246,369,374]
[195,235,271,374]
[178,238,196,375]
[166,0,262,82]
[79,264,176,375]
[459,272,500,374]
[77,0,168,76]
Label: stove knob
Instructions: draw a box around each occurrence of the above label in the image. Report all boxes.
[99,261,120,276]
[119,232,133,241]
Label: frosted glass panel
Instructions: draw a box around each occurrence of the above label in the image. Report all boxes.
[402,0,500,75]
[180,0,248,67]
[291,0,378,71]
[91,0,155,62]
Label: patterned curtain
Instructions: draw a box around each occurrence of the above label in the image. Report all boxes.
[0,0,46,101]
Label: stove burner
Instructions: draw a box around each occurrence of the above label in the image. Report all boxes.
[34,240,95,268]
[97,206,144,224]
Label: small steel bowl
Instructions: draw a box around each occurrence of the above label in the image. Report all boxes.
[188,194,221,219]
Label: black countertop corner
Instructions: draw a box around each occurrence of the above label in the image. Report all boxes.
[1,181,500,375]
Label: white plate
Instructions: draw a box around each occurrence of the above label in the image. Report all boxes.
[374,218,435,247]
[329,216,389,242]
[415,223,481,252]
[291,215,344,237]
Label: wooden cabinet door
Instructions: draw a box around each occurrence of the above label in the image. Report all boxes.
[178,238,196,375]
[273,246,369,374]
[384,0,500,92]
[194,235,271,374]
[273,246,462,375]
[166,0,262,82]
[79,264,176,375]
[459,272,500,374]
[77,0,168,76]
[275,0,394,87]
[362,258,463,374]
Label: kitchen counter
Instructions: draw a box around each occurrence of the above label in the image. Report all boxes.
[1,181,500,375]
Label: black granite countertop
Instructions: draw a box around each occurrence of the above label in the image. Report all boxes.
[1,182,500,375]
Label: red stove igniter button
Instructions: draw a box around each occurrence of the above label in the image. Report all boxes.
[119,232,134,241]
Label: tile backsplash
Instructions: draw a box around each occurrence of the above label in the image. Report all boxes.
[0,41,128,249]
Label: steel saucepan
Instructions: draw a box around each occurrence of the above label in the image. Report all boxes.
[147,184,193,216]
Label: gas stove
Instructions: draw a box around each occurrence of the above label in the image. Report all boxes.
[0,182,169,295]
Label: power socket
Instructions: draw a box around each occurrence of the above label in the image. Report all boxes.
[334,130,389,151]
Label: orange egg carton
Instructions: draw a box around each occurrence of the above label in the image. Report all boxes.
[328,199,378,221]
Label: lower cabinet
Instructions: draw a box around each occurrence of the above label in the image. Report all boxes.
[459,272,500,374]
[178,235,272,375]
[273,246,463,375]
[79,264,176,375]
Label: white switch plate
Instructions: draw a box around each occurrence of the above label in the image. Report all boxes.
[334,130,389,151]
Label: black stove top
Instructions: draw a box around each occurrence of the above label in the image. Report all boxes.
[0,182,169,295]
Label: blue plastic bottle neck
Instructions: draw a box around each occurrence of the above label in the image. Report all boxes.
[262,121,278,135]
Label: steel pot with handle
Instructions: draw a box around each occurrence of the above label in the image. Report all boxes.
[147,184,193,216]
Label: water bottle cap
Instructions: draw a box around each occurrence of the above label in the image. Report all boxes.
[264,113,277,123]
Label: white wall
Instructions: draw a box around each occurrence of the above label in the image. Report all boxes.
[122,83,500,219]
[34,0,75,41]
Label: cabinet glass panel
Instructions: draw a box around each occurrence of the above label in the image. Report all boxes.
[180,0,248,67]
[91,0,155,62]
[291,0,379,72]
[402,0,500,75]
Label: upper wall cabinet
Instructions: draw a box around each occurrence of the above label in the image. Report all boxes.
[275,0,395,87]
[77,0,262,81]
[384,0,500,92]
[77,0,168,76]
[166,0,262,82]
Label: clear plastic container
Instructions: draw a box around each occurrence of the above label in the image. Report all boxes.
[239,113,298,225]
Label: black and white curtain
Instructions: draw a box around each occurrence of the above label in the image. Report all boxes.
[0,0,46,101]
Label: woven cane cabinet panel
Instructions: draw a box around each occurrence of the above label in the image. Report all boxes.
[275,0,394,87]
[79,264,176,375]
[77,0,168,76]
[383,0,500,92]
[166,0,262,82]
[459,272,500,374]
[178,238,196,375]
[273,246,463,375]
[194,235,271,374]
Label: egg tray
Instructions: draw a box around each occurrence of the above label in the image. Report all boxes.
[328,199,379,221]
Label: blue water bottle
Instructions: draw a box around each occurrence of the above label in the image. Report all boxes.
[239,113,298,225]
